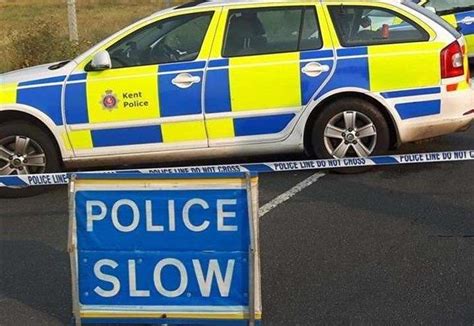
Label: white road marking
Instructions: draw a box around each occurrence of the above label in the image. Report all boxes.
[259,173,326,218]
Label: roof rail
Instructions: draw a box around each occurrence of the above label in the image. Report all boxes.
[175,0,210,10]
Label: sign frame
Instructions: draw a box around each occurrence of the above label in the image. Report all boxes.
[68,172,261,326]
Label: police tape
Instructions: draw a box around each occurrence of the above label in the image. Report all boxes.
[0,150,472,188]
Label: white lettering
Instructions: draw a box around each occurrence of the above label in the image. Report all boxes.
[86,200,107,232]
[169,200,176,232]
[183,199,210,232]
[153,258,188,297]
[111,199,140,232]
[217,199,238,232]
[94,259,120,298]
[128,260,150,297]
[193,259,235,297]
[146,200,164,232]
[85,198,244,233]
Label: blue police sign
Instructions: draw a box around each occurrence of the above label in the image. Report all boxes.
[68,173,261,325]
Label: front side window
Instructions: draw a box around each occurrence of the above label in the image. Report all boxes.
[329,6,429,47]
[107,12,213,69]
[222,7,322,57]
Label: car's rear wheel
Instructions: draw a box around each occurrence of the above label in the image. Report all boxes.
[0,121,61,198]
[311,98,390,172]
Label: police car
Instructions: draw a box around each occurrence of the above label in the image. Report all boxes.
[0,0,473,196]
[411,0,474,61]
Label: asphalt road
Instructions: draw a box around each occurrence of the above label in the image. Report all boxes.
[0,127,473,325]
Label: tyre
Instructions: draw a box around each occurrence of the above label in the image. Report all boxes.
[0,121,61,198]
[311,98,390,173]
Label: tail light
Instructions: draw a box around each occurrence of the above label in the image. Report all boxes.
[441,41,464,79]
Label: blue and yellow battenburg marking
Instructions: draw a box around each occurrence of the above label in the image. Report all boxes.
[0,82,18,104]
[1,2,470,152]
[64,61,208,149]
[15,76,65,125]
[318,41,446,120]
[381,87,441,119]
[205,49,335,139]
[3,51,324,151]
[320,2,451,121]
[0,45,450,150]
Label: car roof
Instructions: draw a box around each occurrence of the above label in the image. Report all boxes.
[171,0,403,10]
[148,0,405,20]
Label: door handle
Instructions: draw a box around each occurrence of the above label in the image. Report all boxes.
[172,73,201,89]
[302,62,330,77]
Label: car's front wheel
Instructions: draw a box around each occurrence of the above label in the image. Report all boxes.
[311,98,390,168]
[0,121,61,198]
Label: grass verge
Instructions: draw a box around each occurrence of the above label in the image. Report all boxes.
[0,0,185,73]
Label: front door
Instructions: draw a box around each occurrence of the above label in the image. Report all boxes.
[64,10,220,157]
[204,4,334,146]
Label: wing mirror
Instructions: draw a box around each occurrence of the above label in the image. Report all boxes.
[89,50,112,71]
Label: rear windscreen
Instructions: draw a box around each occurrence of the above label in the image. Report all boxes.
[403,1,462,39]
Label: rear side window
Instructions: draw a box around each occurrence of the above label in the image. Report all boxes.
[222,7,322,57]
[328,5,430,47]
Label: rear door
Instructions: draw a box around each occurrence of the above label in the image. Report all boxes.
[204,3,335,146]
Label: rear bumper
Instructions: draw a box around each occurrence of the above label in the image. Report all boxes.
[398,88,474,143]
[400,115,472,143]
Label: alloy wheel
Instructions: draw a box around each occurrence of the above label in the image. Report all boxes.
[323,111,377,159]
[0,136,47,175]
